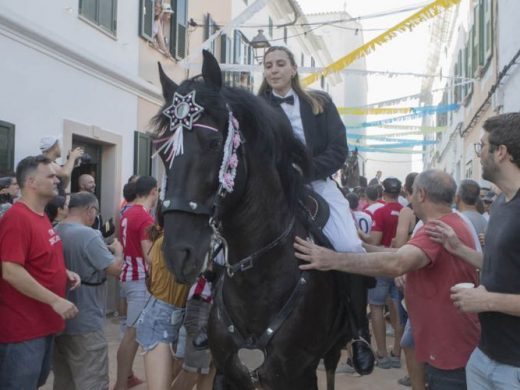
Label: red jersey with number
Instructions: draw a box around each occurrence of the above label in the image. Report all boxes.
[405,213,480,369]
[0,202,67,342]
[119,204,154,282]
[371,201,403,247]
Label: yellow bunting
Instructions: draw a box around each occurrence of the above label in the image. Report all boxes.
[302,0,461,86]
[338,107,412,115]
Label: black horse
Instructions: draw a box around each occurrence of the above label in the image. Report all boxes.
[152,51,351,390]
[340,148,362,189]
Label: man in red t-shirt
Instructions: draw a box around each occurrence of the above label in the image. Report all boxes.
[0,155,80,389]
[295,170,480,390]
[114,175,157,390]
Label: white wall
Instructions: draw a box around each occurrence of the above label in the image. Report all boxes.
[0,0,139,76]
[0,34,137,182]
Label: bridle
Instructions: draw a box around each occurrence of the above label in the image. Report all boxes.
[155,98,295,277]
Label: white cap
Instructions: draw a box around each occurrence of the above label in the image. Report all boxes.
[162,3,173,13]
[39,135,59,152]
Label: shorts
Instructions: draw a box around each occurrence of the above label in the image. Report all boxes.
[136,297,184,353]
[368,277,400,306]
[53,330,109,390]
[400,318,415,349]
[122,279,150,327]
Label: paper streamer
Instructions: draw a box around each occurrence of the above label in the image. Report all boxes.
[349,127,447,137]
[348,134,439,144]
[345,104,459,129]
[350,145,426,154]
[339,104,460,116]
[302,0,462,86]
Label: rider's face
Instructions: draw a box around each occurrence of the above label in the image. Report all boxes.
[263,50,297,96]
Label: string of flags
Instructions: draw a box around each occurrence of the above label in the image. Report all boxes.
[302,0,462,86]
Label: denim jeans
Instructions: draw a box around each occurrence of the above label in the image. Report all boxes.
[0,335,54,390]
[466,347,520,389]
[426,364,467,390]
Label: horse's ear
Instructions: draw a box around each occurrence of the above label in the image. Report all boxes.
[202,50,222,90]
[158,62,178,103]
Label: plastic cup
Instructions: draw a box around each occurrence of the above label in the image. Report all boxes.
[453,282,475,289]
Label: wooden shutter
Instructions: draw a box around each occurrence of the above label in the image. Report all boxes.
[134,131,152,176]
[483,0,493,62]
[0,121,15,173]
[140,0,154,40]
[170,0,188,59]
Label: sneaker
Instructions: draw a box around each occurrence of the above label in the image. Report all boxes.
[398,375,412,387]
[336,361,356,374]
[389,351,401,368]
[376,355,392,369]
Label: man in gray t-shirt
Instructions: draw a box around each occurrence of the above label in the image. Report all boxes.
[52,192,123,390]
[456,179,488,236]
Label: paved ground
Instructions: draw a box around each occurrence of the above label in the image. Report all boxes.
[42,315,408,389]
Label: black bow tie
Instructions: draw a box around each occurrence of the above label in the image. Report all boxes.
[271,94,295,106]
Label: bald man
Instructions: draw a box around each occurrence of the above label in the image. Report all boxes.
[78,174,96,194]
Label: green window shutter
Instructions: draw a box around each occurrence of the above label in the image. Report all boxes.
[220,34,227,63]
[79,0,117,34]
[170,0,187,59]
[134,131,152,176]
[472,8,479,74]
[484,0,493,62]
[79,0,97,22]
[204,14,210,40]
[268,17,273,38]
[478,0,485,66]
[140,0,154,41]
[99,0,117,33]
[0,121,15,173]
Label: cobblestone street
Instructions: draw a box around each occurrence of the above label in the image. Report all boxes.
[42,315,408,390]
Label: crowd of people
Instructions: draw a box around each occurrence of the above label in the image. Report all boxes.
[1,43,519,390]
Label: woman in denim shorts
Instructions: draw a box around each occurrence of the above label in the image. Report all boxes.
[136,203,189,390]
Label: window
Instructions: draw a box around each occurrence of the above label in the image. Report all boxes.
[268,17,273,38]
[233,30,250,65]
[170,0,188,59]
[283,26,287,44]
[139,0,154,40]
[464,34,473,101]
[436,91,448,127]
[220,34,232,64]
[483,0,493,62]
[134,131,151,176]
[204,14,219,54]
[79,0,118,34]
[0,121,15,174]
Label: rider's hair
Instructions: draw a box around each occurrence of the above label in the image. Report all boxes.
[258,46,327,115]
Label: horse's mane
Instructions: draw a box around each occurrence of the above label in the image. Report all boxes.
[151,76,311,213]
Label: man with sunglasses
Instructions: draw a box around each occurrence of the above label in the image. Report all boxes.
[429,113,520,389]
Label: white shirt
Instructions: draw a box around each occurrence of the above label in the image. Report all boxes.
[273,89,306,145]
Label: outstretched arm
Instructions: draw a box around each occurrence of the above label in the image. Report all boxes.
[426,220,483,268]
[294,236,428,278]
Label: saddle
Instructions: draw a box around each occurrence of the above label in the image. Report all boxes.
[301,188,330,232]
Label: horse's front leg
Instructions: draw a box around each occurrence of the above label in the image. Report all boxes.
[212,370,245,390]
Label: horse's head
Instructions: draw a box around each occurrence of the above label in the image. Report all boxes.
[152,51,247,284]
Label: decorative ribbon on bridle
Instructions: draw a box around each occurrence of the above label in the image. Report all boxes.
[218,108,242,193]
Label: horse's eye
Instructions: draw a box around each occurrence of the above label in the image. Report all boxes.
[209,139,222,150]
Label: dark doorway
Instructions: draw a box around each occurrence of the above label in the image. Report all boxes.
[70,135,102,200]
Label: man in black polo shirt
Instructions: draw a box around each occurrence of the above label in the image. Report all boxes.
[426,113,520,389]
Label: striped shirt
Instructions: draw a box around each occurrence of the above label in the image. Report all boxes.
[119,204,154,282]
